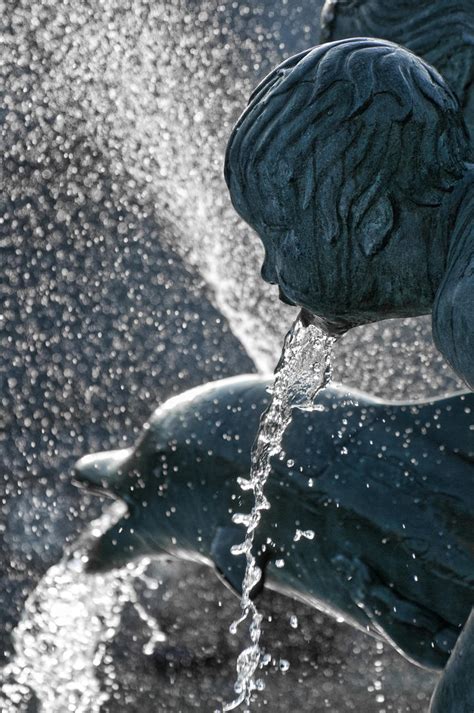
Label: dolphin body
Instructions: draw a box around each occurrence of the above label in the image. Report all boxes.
[74,375,474,671]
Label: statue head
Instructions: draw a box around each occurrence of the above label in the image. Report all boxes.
[225,39,469,331]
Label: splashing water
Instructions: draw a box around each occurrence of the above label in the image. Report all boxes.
[0,504,165,713]
[224,312,335,711]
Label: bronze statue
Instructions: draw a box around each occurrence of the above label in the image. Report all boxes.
[320,0,474,141]
[225,38,474,389]
[74,376,474,674]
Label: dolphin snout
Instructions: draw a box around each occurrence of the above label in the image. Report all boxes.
[73,448,132,497]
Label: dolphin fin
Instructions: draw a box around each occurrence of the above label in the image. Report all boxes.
[211,526,268,599]
[85,514,151,573]
[332,555,454,669]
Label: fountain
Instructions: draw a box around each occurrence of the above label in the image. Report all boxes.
[223,316,334,709]
[50,373,474,711]
[0,504,165,712]
[2,0,473,711]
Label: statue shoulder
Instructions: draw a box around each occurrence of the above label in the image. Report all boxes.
[433,174,474,390]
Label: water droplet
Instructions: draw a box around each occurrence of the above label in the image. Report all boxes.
[293,528,315,542]
[237,477,254,491]
[230,542,247,556]
[232,513,253,527]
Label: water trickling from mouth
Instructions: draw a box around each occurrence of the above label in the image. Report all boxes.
[224,311,335,711]
[0,503,165,713]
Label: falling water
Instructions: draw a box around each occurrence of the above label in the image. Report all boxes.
[224,312,335,711]
[0,504,165,713]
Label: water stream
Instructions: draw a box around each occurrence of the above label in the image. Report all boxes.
[224,313,335,711]
[0,504,165,713]
[3,314,334,713]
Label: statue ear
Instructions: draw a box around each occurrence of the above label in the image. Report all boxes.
[356,196,394,258]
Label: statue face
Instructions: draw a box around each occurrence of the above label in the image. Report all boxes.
[258,226,357,334]
[256,203,445,333]
[260,229,308,307]
[226,39,469,331]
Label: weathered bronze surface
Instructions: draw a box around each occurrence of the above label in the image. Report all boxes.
[320,0,474,141]
[225,38,474,388]
[74,376,474,672]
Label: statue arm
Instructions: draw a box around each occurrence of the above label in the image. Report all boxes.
[432,176,474,390]
[430,608,474,713]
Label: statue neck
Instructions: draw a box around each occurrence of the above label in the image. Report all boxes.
[432,168,474,389]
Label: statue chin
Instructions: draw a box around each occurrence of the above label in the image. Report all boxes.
[298,308,353,337]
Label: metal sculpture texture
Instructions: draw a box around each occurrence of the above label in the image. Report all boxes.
[73,11,474,711]
[74,376,474,676]
[225,38,474,389]
[225,22,474,709]
[320,0,474,141]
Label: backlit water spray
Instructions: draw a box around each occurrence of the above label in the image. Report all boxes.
[224,312,336,711]
[0,503,165,713]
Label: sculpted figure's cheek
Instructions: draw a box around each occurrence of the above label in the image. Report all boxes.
[277,231,301,274]
[280,230,302,260]
[276,230,311,294]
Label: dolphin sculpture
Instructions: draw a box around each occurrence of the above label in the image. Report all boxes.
[74,375,474,673]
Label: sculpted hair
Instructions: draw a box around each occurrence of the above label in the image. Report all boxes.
[225,39,469,259]
[320,0,474,121]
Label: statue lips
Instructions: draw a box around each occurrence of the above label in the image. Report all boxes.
[73,375,474,671]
